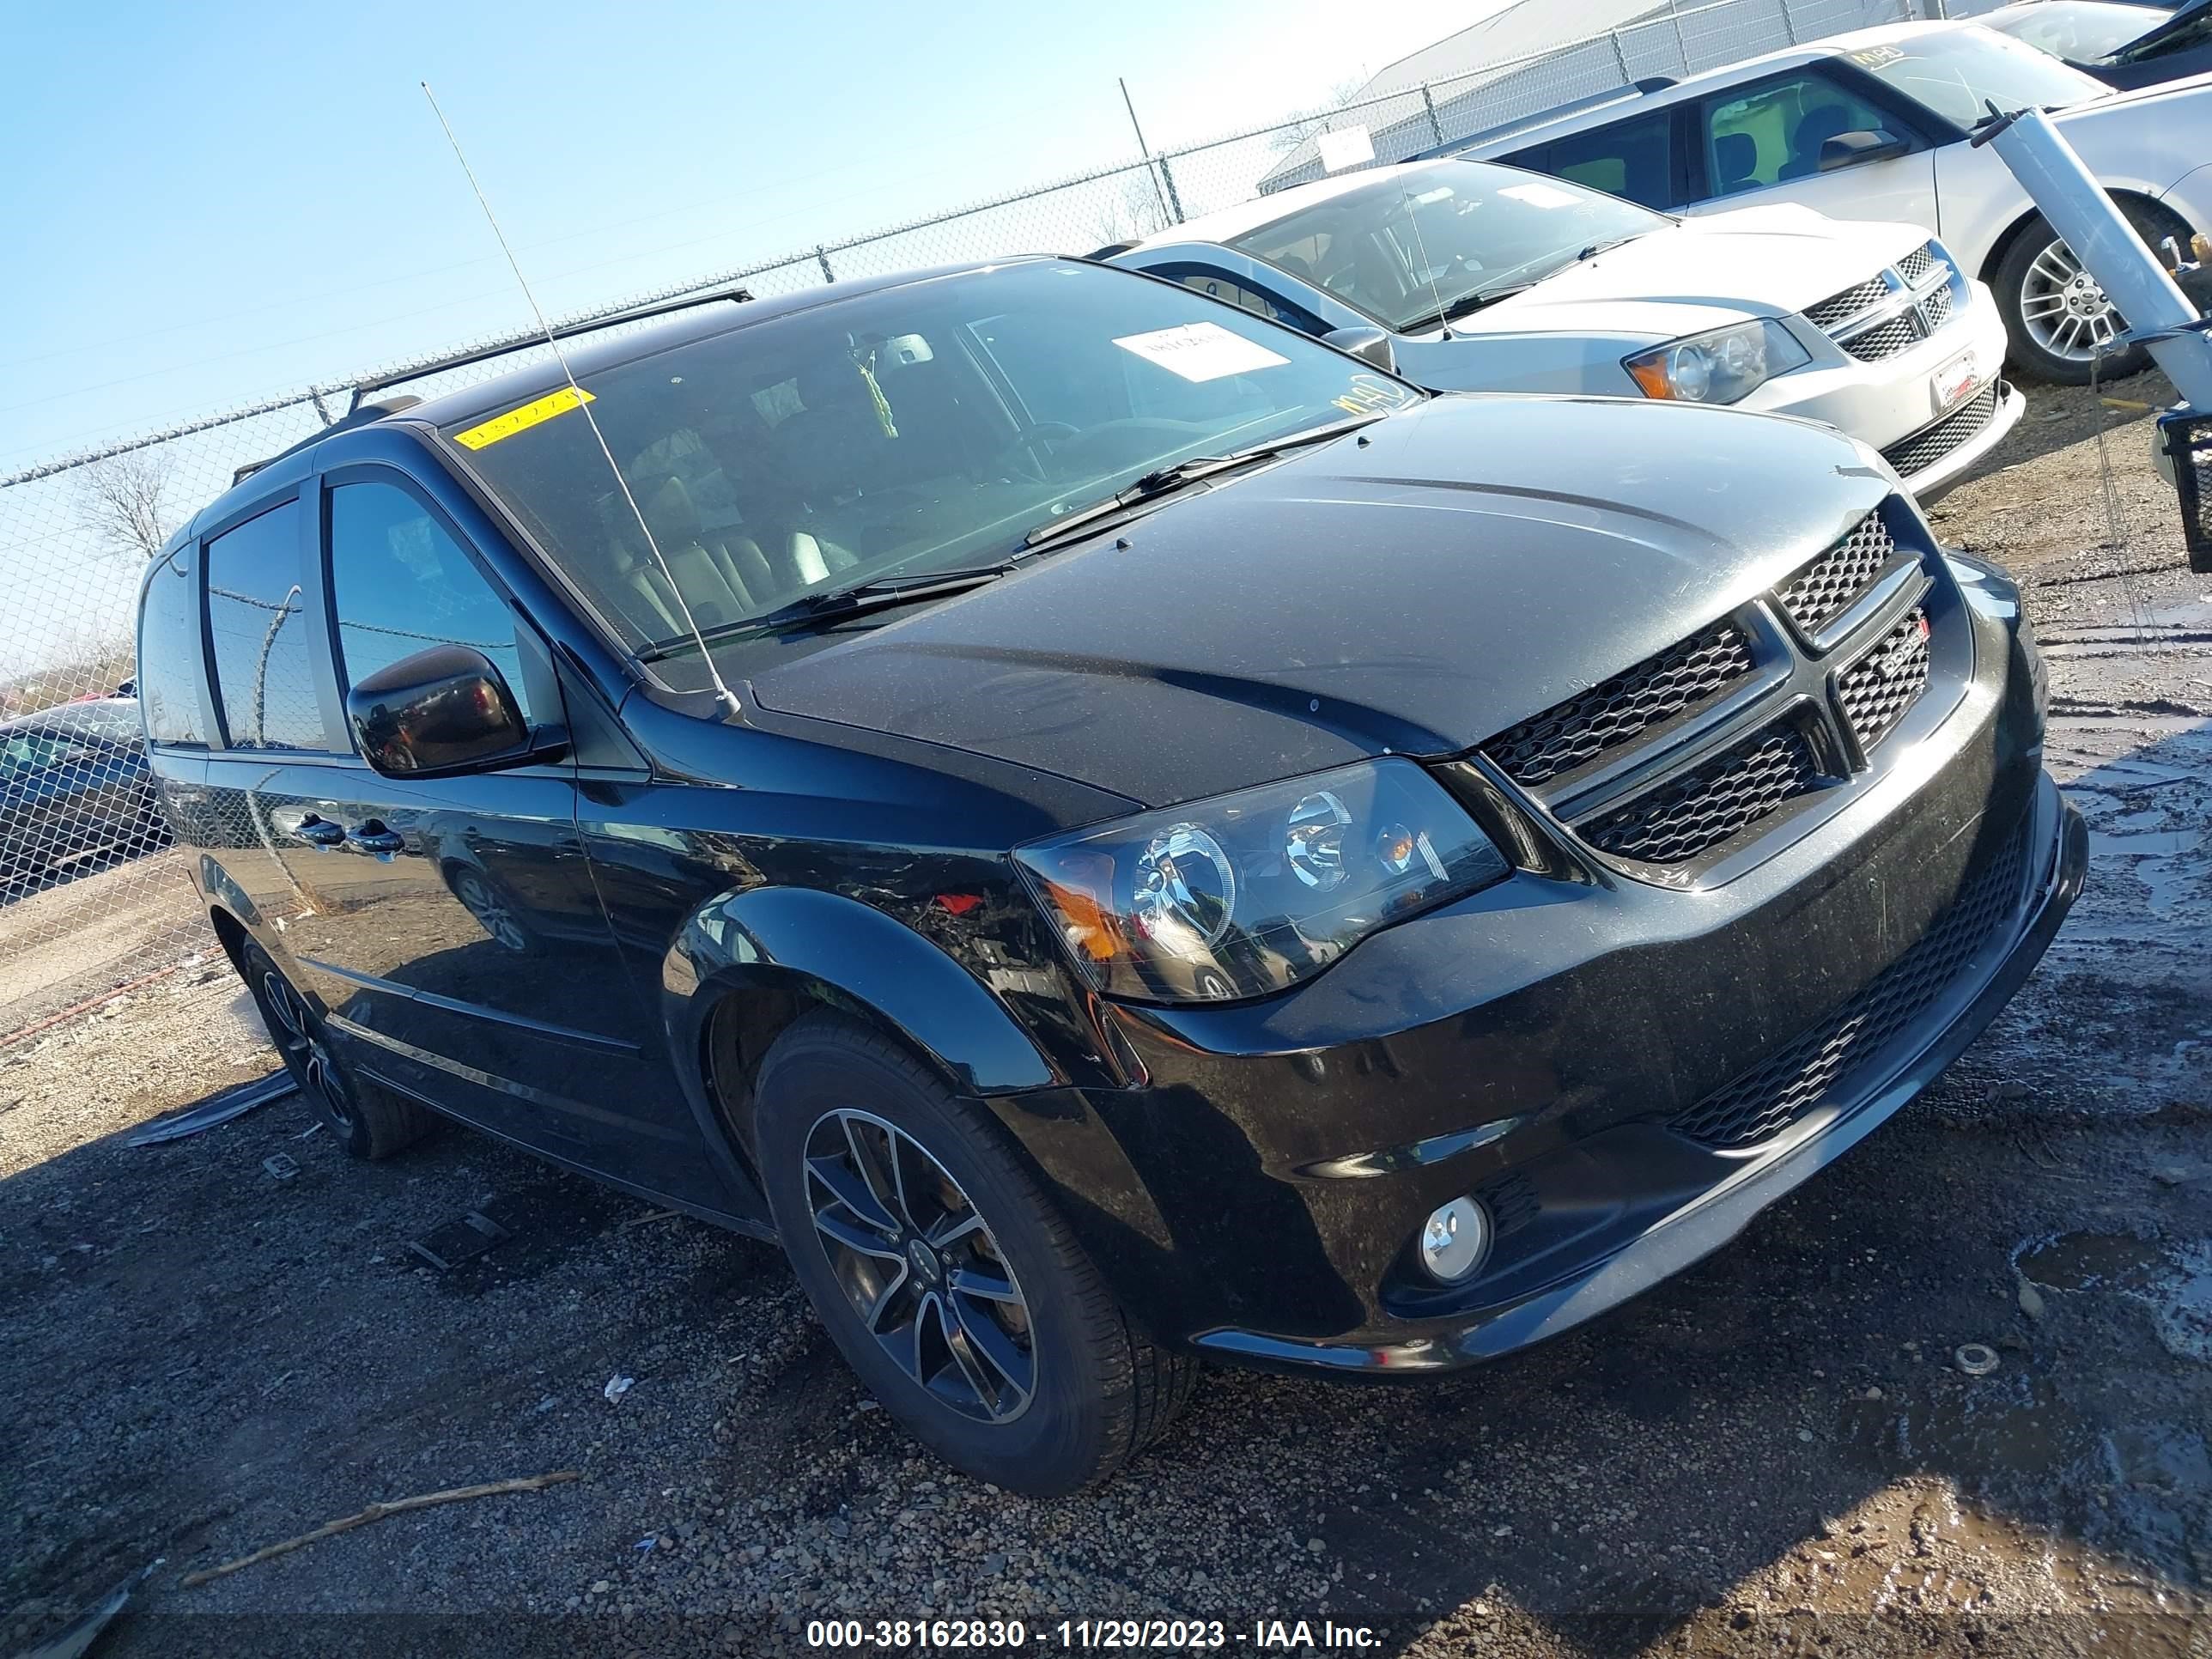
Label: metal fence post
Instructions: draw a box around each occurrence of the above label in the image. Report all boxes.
[1420,84,1445,149]
[817,246,836,283]
[1157,155,1187,224]
[1610,30,1632,79]
[1779,0,1797,45]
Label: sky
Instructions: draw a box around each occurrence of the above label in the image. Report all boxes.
[0,0,1517,472]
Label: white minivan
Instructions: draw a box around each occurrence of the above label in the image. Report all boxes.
[1110,158,2022,499]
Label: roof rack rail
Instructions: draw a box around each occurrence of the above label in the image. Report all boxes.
[344,284,755,413]
[231,395,424,486]
[1634,76,1677,92]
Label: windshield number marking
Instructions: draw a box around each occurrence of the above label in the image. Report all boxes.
[1112,323,1291,384]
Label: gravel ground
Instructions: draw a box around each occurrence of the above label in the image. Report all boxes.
[3,373,2209,1659]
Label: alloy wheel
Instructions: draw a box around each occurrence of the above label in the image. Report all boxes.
[2019,238,2124,364]
[802,1109,1036,1424]
[260,968,359,1134]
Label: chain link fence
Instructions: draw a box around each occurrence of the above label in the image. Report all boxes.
[0,0,1917,1037]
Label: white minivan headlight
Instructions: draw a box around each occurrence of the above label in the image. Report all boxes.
[1625,319,1809,405]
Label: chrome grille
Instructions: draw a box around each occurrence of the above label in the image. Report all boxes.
[1881,386,2001,478]
[1896,244,1937,287]
[1777,511,1900,635]
[1583,723,1826,866]
[1844,313,1921,363]
[1805,275,1888,331]
[1668,815,2031,1149]
[1838,609,1930,750]
[1481,620,1757,787]
[1919,282,1954,331]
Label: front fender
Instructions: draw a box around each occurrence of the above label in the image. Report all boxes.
[661,885,1058,1099]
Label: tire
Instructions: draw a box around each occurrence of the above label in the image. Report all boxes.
[754,1013,1196,1495]
[1996,203,2187,386]
[238,939,432,1160]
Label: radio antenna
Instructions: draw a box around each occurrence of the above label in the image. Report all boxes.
[420,81,742,718]
[1394,165,1457,342]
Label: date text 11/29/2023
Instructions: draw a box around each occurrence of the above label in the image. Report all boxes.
[804,1618,1385,1650]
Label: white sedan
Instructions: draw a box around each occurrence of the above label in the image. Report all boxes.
[1449,21,2211,383]
[1109,158,2021,499]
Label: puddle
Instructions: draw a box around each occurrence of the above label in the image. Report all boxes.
[2016,1231,2212,1364]
[2019,1230,2165,1291]
[2091,830,2204,860]
[1839,1373,2076,1477]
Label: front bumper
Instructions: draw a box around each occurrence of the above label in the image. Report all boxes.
[1191,779,2083,1374]
[1746,284,2021,499]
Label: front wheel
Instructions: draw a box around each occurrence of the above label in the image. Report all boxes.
[1996,204,2183,385]
[754,1014,1195,1495]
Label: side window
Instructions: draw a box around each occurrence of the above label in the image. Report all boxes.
[1701,76,1899,198]
[205,500,331,751]
[137,544,208,745]
[325,481,535,726]
[1540,112,1675,210]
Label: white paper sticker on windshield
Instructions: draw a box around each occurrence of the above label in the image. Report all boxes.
[1498,181,1580,210]
[1113,323,1291,383]
[1316,125,1376,173]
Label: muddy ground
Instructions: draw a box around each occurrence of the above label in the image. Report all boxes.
[3,373,2209,1659]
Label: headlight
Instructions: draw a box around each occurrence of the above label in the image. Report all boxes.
[1624,319,1809,405]
[1014,758,1510,1004]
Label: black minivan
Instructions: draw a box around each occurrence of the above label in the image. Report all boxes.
[139,257,2082,1493]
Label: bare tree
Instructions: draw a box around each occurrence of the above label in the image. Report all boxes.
[76,449,174,562]
[1091,172,1170,251]
[1267,78,1372,156]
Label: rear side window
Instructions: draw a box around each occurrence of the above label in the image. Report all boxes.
[326,481,536,725]
[1701,76,1894,198]
[137,544,208,745]
[1540,112,1675,209]
[205,500,331,751]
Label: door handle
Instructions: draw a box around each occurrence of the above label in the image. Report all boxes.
[348,824,404,854]
[295,814,346,848]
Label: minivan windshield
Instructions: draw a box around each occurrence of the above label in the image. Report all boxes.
[444,260,1420,653]
[1223,160,1670,333]
[1842,27,2112,126]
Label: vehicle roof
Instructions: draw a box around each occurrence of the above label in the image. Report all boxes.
[1126,159,1479,248]
[179,257,1065,537]
[1460,19,1983,152]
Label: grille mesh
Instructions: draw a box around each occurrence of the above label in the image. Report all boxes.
[1481,621,1757,787]
[1838,609,1931,750]
[1896,244,1937,287]
[1844,312,1922,362]
[1668,817,2032,1149]
[1805,274,1889,331]
[1583,723,1826,865]
[1882,385,2000,477]
[1919,283,1954,331]
[1777,511,1900,635]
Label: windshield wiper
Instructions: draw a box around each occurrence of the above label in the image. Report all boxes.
[638,564,1014,659]
[1577,235,1639,261]
[1021,414,1388,550]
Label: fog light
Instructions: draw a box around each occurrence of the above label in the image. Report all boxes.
[1418,1197,1491,1284]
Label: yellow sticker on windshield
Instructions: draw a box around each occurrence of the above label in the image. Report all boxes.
[452,386,596,450]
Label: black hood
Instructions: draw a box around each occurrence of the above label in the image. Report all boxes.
[744,394,1892,808]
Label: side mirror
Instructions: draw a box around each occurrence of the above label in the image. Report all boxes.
[347,644,539,779]
[1322,325,1397,374]
[1819,129,1911,173]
